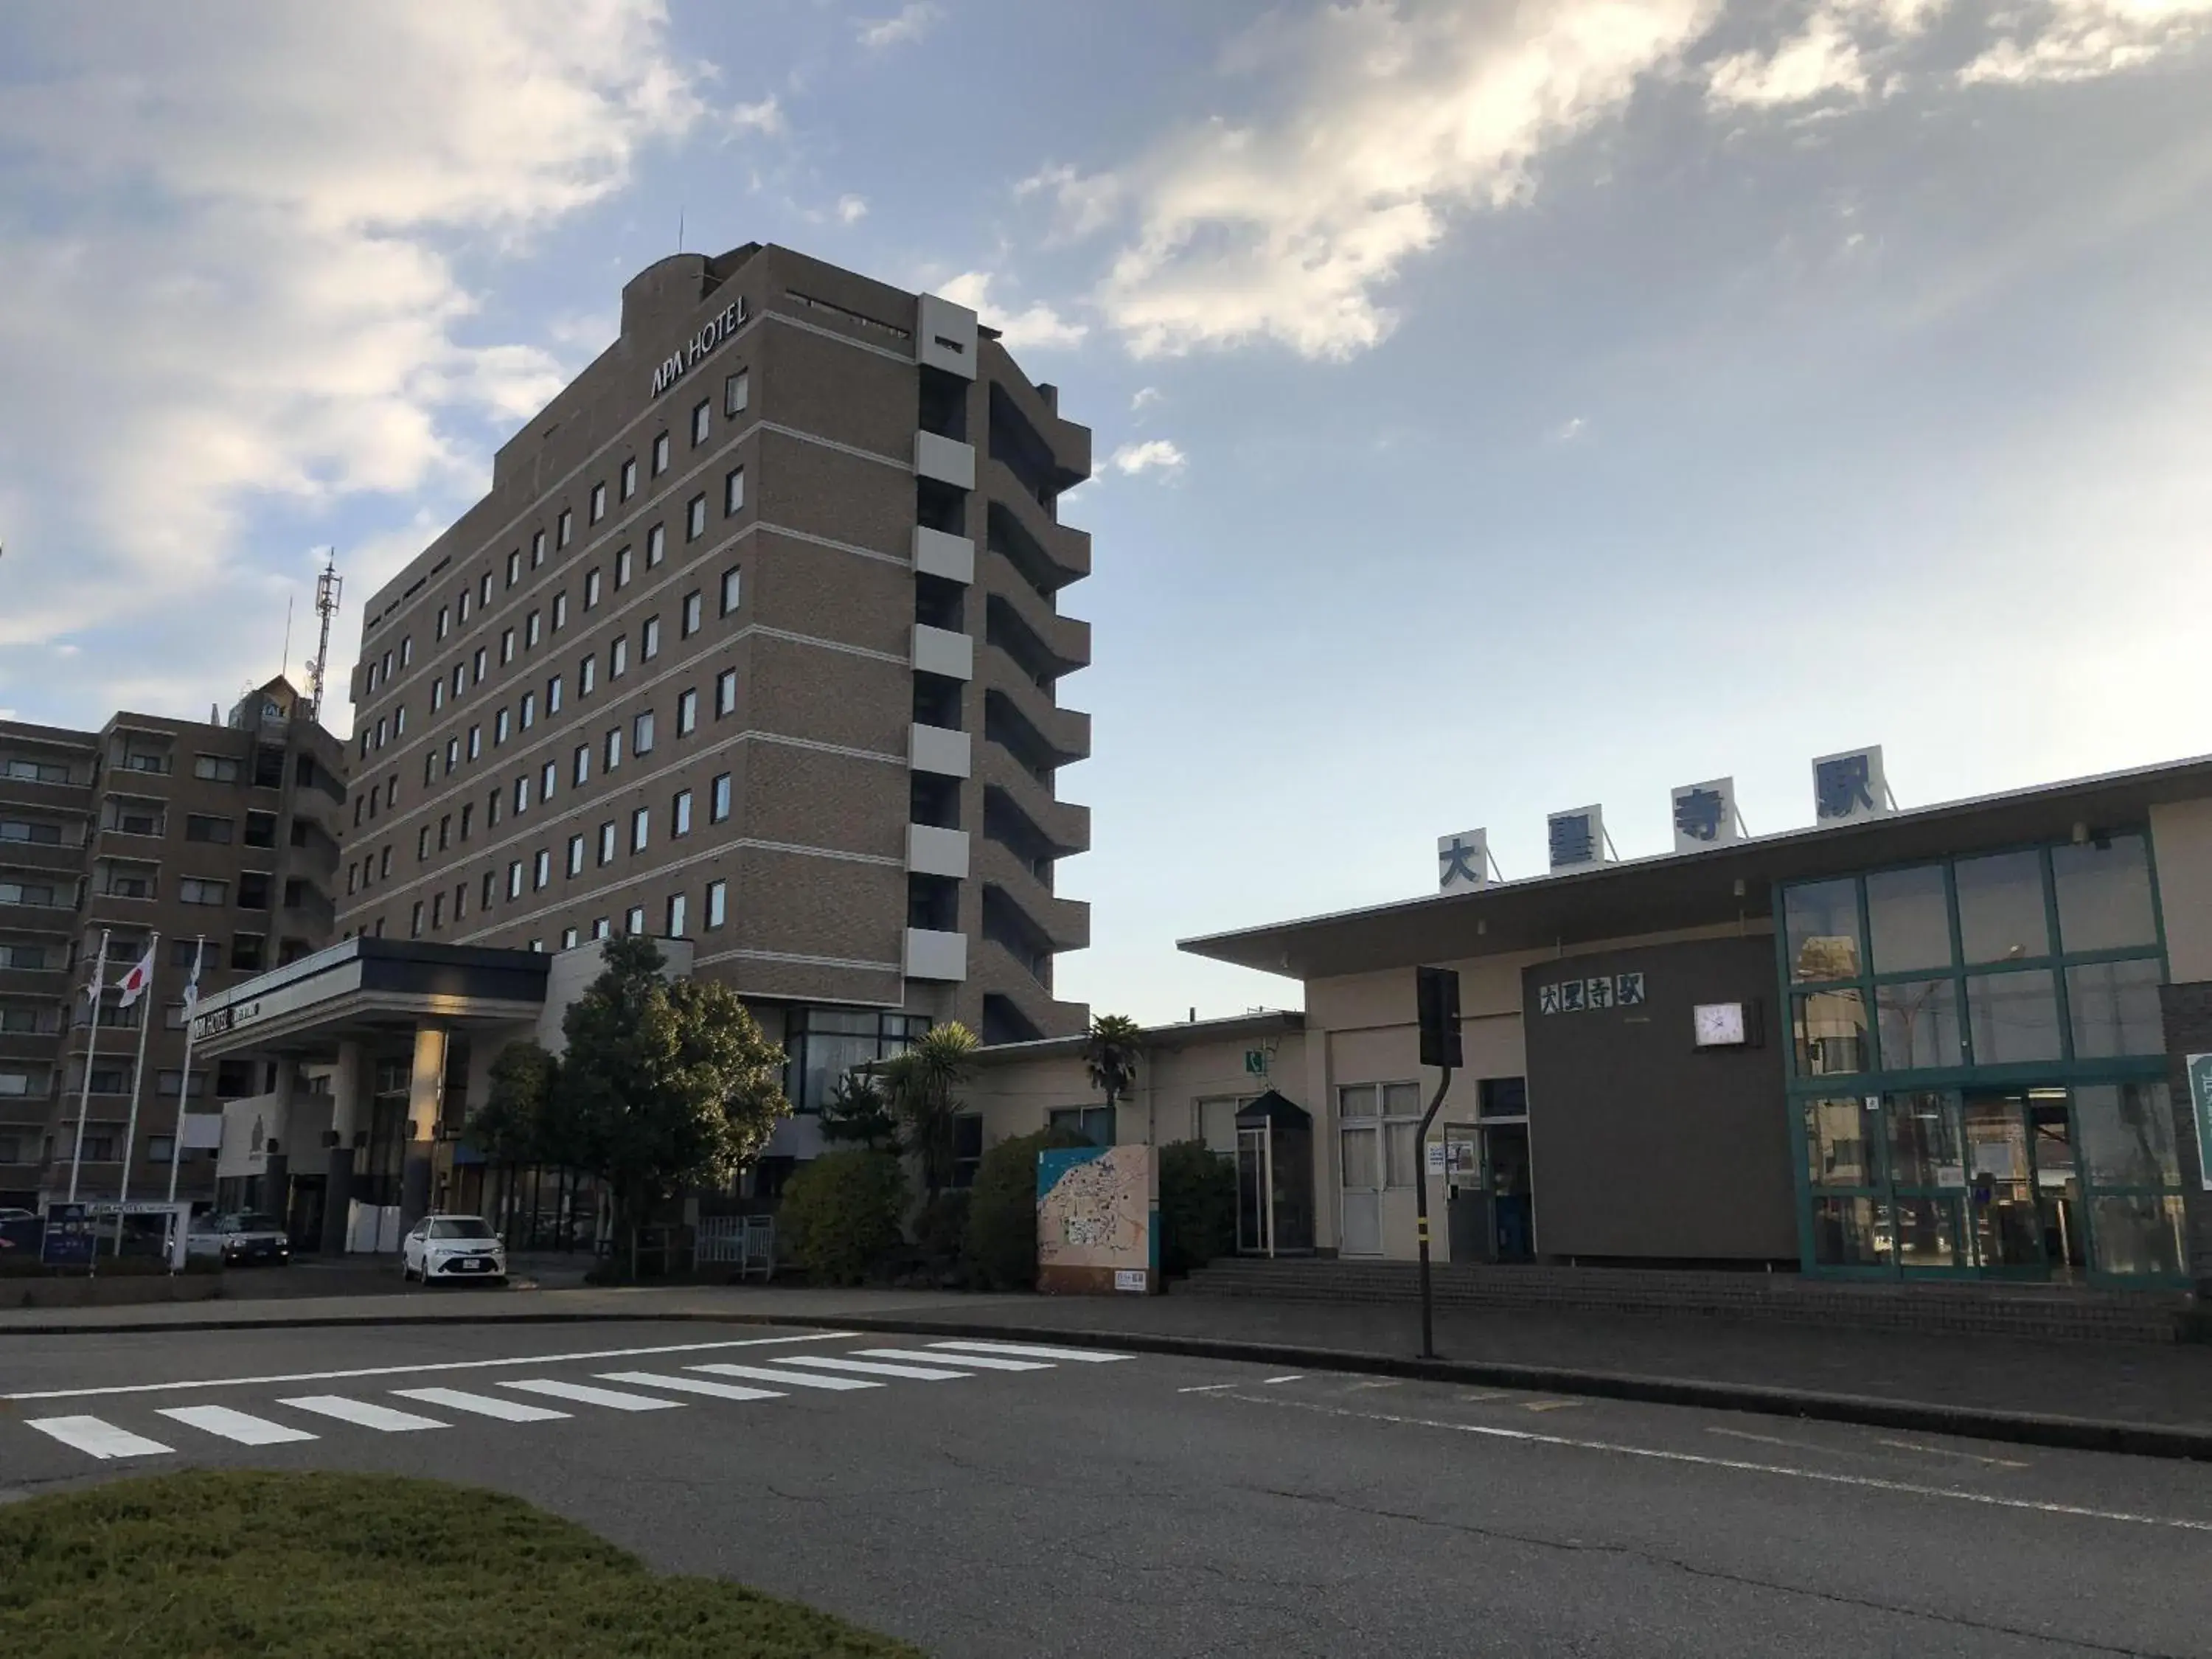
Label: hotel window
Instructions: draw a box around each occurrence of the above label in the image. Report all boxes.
[507,549,522,586]
[611,636,630,678]
[691,398,710,447]
[458,588,470,625]
[411,902,424,938]
[566,835,585,877]
[715,669,737,717]
[431,892,444,931]
[437,605,450,641]
[514,775,530,814]
[374,717,386,749]
[417,826,431,860]
[534,849,552,890]
[631,807,650,852]
[626,905,646,936]
[641,616,661,661]
[432,678,445,713]
[501,627,515,667]
[557,509,573,549]
[589,483,607,524]
[480,571,492,608]
[487,787,501,828]
[467,724,481,761]
[672,787,693,837]
[507,861,524,900]
[526,611,542,649]
[666,892,688,938]
[619,456,637,501]
[597,821,616,865]
[552,591,568,630]
[710,772,731,824]
[437,814,451,851]
[675,689,698,736]
[645,525,664,568]
[652,431,670,475]
[453,883,466,922]
[460,803,473,840]
[605,727,623,771]
[633,711,655,756]
[681,591,703,637]
[520,691,536,731]
[686,494,707,540]
[473,647,487,684]
[706,877,727,929]
[572,743,591,787]
[479,869,495,910]
[532,529,547,568]
[422,753,436,788]
[616,546,633,588]
[562,926,580,949]
[592,917,611,940]
[540,759,557,801]
[585,567,602,608]
[724,369,748,416]
[495,708,511,745]
[393,704,407,737]
[380,847,392,878]
[548,674,564,714]
[452,664,465,700]
[445,737,459,772]
[723,467,744,516]
[720,566,742,616]
[580,653,597,697]
[400,636,412,668]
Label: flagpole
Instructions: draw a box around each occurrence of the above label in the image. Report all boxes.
[66,929,111,1204]
[164,938,204,1267]
[111,931,159,1257]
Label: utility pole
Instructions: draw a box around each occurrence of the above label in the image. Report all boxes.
[1413,965,1463,1360]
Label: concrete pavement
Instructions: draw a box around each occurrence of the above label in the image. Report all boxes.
[3,1318,2208,1657]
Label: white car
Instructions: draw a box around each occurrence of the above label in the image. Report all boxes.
[401,1214,508,1285]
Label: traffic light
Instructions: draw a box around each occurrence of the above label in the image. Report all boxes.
[1416,965,1461,1069]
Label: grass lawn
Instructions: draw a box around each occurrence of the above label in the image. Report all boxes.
[0,1468,923,1658]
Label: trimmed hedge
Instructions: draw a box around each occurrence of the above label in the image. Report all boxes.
[777,1148,905,1286]
[962,1127,1088,1291]
[1158,1138,1237,1275]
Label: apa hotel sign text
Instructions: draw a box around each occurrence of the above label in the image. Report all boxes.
[650,299,746,397]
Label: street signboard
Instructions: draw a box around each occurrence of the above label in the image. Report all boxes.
[40,1202,94,1267]
[2189,1054,2212,1191]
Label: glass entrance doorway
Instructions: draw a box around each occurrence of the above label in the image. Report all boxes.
[1963,1090,2084,1277]
[1234,1092,1314,1256]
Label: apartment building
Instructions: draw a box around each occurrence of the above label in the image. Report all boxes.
[0,678,348,1214]
[338,243,1094,1123]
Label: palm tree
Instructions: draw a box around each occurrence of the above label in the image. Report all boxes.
[883,1021,979,1195]
[1083,1014,1144,1131]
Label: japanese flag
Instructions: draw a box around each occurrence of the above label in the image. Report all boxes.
[180,939,205,1009]
[114,945,156,1009]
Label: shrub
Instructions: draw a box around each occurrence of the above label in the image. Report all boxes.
[1158,1139,1237,1276]
[963,1127,1088,1291]
[776,1149,905,1287]
[911,1189,970,1265]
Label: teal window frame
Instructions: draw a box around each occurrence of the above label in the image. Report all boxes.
[1777,830,2181,1287]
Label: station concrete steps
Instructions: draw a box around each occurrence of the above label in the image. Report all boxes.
[1175,1257,2193,1343]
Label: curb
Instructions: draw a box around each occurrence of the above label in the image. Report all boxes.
[8,1304,2210,1462]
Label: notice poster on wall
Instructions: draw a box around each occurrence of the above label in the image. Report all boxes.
[1037,1144,1159,1295]
[2190,1054,2212,1191]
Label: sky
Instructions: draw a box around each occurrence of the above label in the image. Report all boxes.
[1,0,2208,1024]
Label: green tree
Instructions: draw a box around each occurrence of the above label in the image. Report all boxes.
[1082,1013,1144,1125]
[818,1071,897,1150]
[778,1148,906,1286]
[962,1125,1089,1290]
[549,936,790,1258]
[880,1021,978,1197]
[467,1040,560,1165]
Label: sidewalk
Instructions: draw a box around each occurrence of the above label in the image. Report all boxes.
[7,1279,2211,1455]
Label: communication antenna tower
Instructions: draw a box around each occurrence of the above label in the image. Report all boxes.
[307,551,343,720]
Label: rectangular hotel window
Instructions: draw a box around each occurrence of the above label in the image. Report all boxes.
[540,759,557,801]
[507,549,522,587]
[552,591,568,630]
[572,743,590,787]
[473,647,487,684]
[452,664,465,700]
[592,917,610,940]
[422,752,435,788]
[686,494,707,540]
[467,724,481,760]
[380,847,392,878]
[453,883,466,922]
[532,529,547,568]
[681,591,703,637]
[411,902,424,938]
[585,567,602,608]
[641,616,661,661]
[720,566,741,615]
[437,605,450,641]
[652,431,670,475]
[548,674,563,714]
[480,571,492,608]
[611,636,629,678]
[675,689,698,736]
[619,456,637,501]
[589,482,607,525]
[495,708,511,745]
[562,927,580,949]
[526,611,541,649]
[460,803,473,839]
[534,849,551,890]
[715,669,737,717]
[458,588,470,625]
[633,711,655,755]
[557,509,573,549]
[706,877,727,929]
[666,892,687,939]
[724,369,748,415]
[417,825,431,860]
[431,678,445,713]
[616,546,633,588]
[604,727,622,771]
[630,807,650,852]
[645,525,664,568]
[445,737,460,772]
[724,467,744,516]
[481,870,496,909]
[507,861,524,900]
[514,775,529,814]
[627,905,646,936]
[691,398,710,447]
[487,787,501,828]
[501,627,515,666]
[597,821,616,865]
[709,772,731,824]
[580,654,597,696]
[520,692,536,731]
[400,636,412,667]
[430,892,444,931]
[672,788,693,837]
[566,835,585,877]
[437,814,451,852]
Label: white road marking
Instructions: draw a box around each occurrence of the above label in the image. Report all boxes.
[392,1388,571,1423]
[1343,1380,1402,1393]
[848,1347,1053,1371]
[1233,1394,2212,1534]
[692,1363,879,1391]
[1178,1382,1239,1394]
[1877,1439,2029,1470]
[596,1370,784,1402]
[927,1340,1130,1364]
[156,1405,318,1446]
[1,1332,858,1404]
[772,1355,974,1382]
[25,1416,173,1459]
[1706,1426,1802,1449]
[279,1396,449,1433]
[1262,1374,1306,1385]
[499,1378,684,1412]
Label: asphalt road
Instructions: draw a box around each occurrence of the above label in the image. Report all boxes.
[4,1319,2208,1658]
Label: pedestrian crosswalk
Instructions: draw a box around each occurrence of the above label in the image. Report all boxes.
[17,1339,1133,1464]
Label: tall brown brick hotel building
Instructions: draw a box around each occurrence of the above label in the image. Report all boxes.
[338,244,1093,1158]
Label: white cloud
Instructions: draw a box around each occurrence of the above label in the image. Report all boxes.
[935,270,1089,352]
[835,193,870,224]
[1130,386,1161,411]
[0,0,706,723]
[857,2,942,51]
[730,97,786,136]
[1110,439,1187,476]
[1961,0,2212,84]
[1707,11,1871,108]
[1551,416,1587,442]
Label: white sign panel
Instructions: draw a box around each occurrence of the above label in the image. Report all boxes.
[1812,745,1891,825]
[1437,829,1489,895]
[1547,805,1606,872]
[1113,1268,1150,1293]
[1672,776,1739,853]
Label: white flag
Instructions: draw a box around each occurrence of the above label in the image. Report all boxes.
[114,945,156,1009]
[180,939,205,1009]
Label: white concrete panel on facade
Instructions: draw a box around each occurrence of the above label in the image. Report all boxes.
[908,723,972,778]
[912,526,976,585]
[911,625,974,681]
[907,824,971,880]
[904,926,968,982]
[914,431,977,490]
[916,294,979,380]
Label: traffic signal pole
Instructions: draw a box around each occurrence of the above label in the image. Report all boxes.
[1413,1063,1453,1360]
[1413,964,1463,1361]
